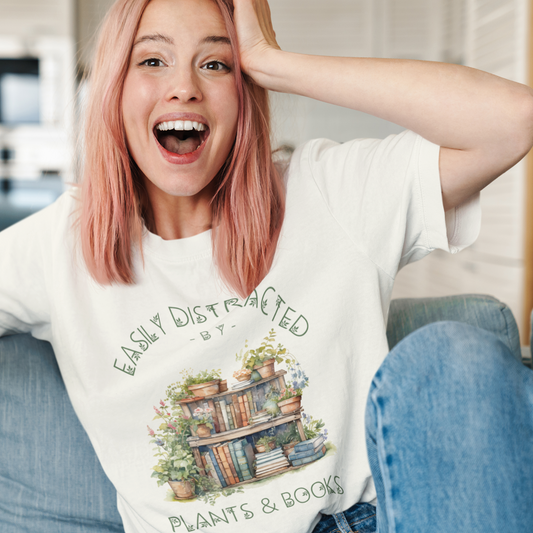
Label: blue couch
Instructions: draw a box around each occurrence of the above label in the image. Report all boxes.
[0,294,529,532]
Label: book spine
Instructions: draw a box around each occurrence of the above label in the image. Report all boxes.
[225,404,235,430]
[290,445,326,467]
[228,441,243,482]
[242,394,251,422]
[219,399,230,431]
[230,403,240,429]
[207,400,219,433]
[289,442,325,461]
[201,453,208,469]
[221,445,238,485]
[207,447,227,487]
[214,446,231,485]
[246,391,256,415]
[232,394,243,428]
[256,384,266,410]
[238,395,248,426]
[214,401,226,433]
[294,436,324,454]
[251,388,260,412]
[236,456,253,480]
[242,441,256,477]
[203,452,222,487]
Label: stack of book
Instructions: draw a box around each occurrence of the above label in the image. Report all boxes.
[254,447,290,478]
[231,379,254,390]
[288,435,327,466]
[247,410,272,425]
[203,438,256,486]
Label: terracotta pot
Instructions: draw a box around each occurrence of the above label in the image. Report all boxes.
[168,480,195,500]
[277,395,302,414]
[282,441,299,457]
[196,424,211,437]
[219,380,228,392]
[254,358,275,378]
[187,379,220,398]
[268,440,276,450]
[256,444,267,453]
[178,397,197,404]
[234,373,252,382]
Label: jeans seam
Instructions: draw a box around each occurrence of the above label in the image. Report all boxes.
[349,512,376,528]
[333,512,354,533]
[349,513,376,533]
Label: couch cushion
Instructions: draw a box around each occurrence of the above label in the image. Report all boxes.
[387,294,521,362]
[0,334,124,533]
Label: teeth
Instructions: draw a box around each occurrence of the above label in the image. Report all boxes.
[156,120,207,132]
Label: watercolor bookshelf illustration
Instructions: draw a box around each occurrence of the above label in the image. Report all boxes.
[147,330,331,504]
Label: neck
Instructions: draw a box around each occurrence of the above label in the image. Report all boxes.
[144,185,216,240]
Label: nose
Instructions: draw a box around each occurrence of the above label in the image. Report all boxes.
[165,65,203,103]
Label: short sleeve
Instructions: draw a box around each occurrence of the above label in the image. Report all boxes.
[299,130,480,277]
[0,195,69,340]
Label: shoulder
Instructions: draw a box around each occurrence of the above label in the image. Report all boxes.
[0,188,79,246]
[285,131,427,178]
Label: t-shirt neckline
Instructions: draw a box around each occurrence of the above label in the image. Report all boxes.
[142,227,212,263]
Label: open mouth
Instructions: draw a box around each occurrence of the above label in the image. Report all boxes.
[154,120,209,155]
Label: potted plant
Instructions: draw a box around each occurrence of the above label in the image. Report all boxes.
[276,363,309,414]
[232,368,252,382]
[185,369,222,397]
[276,425,301,456]
[255,435,276,453]
[147,412,200,500]
[235,330,295,379]
[192,406,214,437]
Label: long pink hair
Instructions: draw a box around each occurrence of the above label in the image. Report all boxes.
[79,0,285,298]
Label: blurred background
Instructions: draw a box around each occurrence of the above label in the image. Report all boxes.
[0,0,532,340]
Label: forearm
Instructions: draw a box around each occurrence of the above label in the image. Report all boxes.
[248,49,533,155]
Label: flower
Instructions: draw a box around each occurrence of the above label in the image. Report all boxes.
[147,425,155,437]
[160,400,165,407]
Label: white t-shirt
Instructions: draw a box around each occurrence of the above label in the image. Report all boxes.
[0,130,479,533]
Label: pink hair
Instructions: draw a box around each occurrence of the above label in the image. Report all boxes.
[79,0,285,297]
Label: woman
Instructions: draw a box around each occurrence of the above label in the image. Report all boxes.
[1,0,532,532]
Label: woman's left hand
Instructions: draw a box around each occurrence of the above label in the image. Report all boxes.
[232,0,280,80]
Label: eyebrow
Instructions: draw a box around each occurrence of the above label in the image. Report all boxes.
[133,33,174,47]
[133,33,231,48]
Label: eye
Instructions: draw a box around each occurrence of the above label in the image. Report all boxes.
[139,58,164,67]
[201,61,229,72]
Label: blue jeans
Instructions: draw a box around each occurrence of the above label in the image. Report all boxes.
[314,322,533,533]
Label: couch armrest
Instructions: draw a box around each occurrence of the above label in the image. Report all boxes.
[0,334,124,533]
[387,294,521,363]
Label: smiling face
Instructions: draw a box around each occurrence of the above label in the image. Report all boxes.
[122,0,239,234]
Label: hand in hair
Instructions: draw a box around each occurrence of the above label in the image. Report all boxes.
[233,0,280,76]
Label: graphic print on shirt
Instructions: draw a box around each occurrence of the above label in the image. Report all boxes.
[147,329,333,505]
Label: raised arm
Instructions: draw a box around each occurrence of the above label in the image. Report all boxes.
[233,0,533,210]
